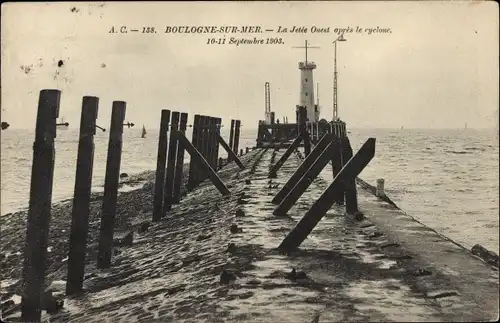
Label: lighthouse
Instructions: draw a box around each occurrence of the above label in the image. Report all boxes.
[256,40,345,148]
[294,40,320,123]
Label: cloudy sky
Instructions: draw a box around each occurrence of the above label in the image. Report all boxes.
[1,1,498,129]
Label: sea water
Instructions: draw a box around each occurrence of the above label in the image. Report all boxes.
[1,127,498,252]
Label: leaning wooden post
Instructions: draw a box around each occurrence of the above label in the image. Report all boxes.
[66,96,99,295]
[216,133,245,169]
[228,119,235,162]
[273,139,341,217]
[278,138,376,251]
[21,89,61,322]
[187,114,201,190]
[233,119,241,157]
[97,101,126,269]
[268,131,303,178]
[173,112,188,204]
[152,109,171,221]
[272,133,334,205]
[178,133,231,195]
[163,111,180,213]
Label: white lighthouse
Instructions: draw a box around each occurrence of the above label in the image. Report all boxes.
[295,40,320,123]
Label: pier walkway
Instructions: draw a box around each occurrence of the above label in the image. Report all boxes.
[3,148,498,322]
[221,149,499,322]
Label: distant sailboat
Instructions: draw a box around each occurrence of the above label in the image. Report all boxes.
[464,122,467,130]
[141,124,146,138]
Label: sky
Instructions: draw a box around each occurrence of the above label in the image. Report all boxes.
[1,1,498,130]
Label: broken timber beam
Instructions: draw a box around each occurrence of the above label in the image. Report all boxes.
[177,132,230,195]
[278,138,376,251]
[216,133,245,169]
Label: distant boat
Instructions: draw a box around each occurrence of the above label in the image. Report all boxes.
[464,122,467,130]
[141,124,146,138]
[57,117,69,130]
[400,126,404,130]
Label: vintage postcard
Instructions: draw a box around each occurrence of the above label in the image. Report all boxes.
[1,1,498,322]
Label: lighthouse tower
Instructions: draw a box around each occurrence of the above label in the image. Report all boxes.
[295,40,320,123]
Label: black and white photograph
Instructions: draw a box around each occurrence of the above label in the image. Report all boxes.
[1,1,499,322]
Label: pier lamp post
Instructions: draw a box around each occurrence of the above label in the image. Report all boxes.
[333,33,347,121]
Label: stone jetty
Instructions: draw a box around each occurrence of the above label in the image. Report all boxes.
[1,148,498,322]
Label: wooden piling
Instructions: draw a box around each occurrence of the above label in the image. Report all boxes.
[21,89,61,322]
[215,117,222,168]
[273,139,341,217]
[178,133,230,195]
[66,96,99,295]
[163,111,180,213]
[297,106,311,157]
[342,137,359,214]
[272,133,334,205]
[278,138,376,251]
[97,101,126,269]
[204,116,211,169]
[228,119,235,162]
[199,116,210,181]
[173,112,188,204]
[200,116,209,157]
[233,120,241,157]
[187,114,201,190]
[152,110,171,221]
[208,117,217,169]
[331,124,345,205]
